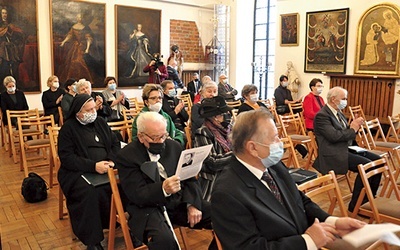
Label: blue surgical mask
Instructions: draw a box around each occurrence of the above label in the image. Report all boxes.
[256,141,284,168]
[168,89,176,97]
[337,99,347,110]
[108,83,117,91]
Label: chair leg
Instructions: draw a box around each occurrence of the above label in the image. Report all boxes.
[177,227,190,250]
[108,195,117,250]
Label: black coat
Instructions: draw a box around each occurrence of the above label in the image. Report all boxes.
[1,90,29,125]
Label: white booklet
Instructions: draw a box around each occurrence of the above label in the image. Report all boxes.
[342,223,400,248]
[175,144,213,181]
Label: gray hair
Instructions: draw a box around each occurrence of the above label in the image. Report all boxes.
[201,81,217,92]
[327,86,347,101]
[202,75,212,84]
[3,76,16,86]
[136,111,167,134]
[76,78,91,93]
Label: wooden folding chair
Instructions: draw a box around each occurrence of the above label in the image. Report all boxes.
[57,106,64,126]
[351,156,400,224]
[177,93,193,112]
[6,109,40,163]
[348,105,366,124]
[280,136,300,169]
[108,120,133,143]
[48,126,61,188]
[17,115,55,177]
[386,114,400,143]
[298,170,348,216]
[226,100,241,108]
[130,97,144,113]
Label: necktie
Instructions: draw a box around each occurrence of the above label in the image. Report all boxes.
[157,162,168,179]
[225,84,230,92]
[261,171,283,205]
[315,95,323,108]
[337,112,347,128]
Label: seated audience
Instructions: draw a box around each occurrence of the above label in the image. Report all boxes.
[187,73,202,101]
[314,86,382,212]
[217,74,237,102]
[194,96,233,201]
[42,75,65,125]
[102,76,129,122]
[60,78,77,118]
[237,84,268,115]
[131,83,185,147]
[117,111,214,249]
[160,80,189,131]
[302,78,325,131]
[274,74,301,114]
[76,78,112,121]
[58,94,121,250]
[1,76,29,126]
[191,81,218,139]
[211,109,366,249]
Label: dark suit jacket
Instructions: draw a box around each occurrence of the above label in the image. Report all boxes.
[211,157,329,249]
[218,82,237,101]
[187,80,202,101]
[313,105,356,174]
[116,139,203,240]
[162,95,189,130]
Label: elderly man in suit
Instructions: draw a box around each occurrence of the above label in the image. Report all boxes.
[313,86,382,213]
[217,74,237,102]
[211,109,365,250]
[116,111,214,249]
[187,73,202,101]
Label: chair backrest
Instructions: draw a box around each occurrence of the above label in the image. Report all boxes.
[361,118,388,150]
[355,156,400,223]
[107,168,135,249]
[177,93,193,113]
[130,97,145,113]
[17,115,55,137]
[107,120,133,143]
[288,102,303,116]
[278,113,307,137]
[57,106,64,126]
[226,100,241,108]
[348,105,366,124]
[280,136,300,169]
[48,126,61,188]
[386,114,400,143]
[298,170,348,216]
[122,108,139,122]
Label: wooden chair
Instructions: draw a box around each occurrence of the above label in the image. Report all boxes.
[48,126,61,188]
[386,114,400,143]
[6,109,40,163]
[108,120,133,143]
[123,108,139,122]
[130,97,145,113]
[184,125,192,149]
[298,170,348,216]
[351,156,400,224]
[226,100,241,108]
[107,169,191,250]
[280,136,300,169]
[0,109,6,150]
[348,105,366,124]
[57,106,64,126]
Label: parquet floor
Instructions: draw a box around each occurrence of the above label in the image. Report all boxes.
[0,143,399,249]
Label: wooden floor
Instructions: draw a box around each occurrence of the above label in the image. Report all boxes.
[0,144,399,249]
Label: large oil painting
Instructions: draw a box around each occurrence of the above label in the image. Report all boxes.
[0,1,40,93]
[354,3,400,76]
[51,0,106,89]
[116,5,161,88]
[304,8,349,74]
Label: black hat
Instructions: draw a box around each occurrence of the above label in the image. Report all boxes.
[199,96,233,118]
[66,94,93,119]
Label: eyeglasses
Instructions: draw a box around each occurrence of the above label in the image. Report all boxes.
[148,96,163,101]
[142,132,169,142]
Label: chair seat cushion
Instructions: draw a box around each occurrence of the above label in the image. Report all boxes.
[290,135,311,142]
[361,197,400,218]
[375,141,400,149]
[25,139,50,147]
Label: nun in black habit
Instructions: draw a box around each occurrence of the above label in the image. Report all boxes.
[58,94,121,250]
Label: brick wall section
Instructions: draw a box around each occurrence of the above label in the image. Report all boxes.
[170,19,205,63]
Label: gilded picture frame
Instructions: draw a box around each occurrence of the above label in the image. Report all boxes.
[51,0,106,89]
[115,5,161,88]
[0,1,40,93]
[280,13,299,46]
[354,3,400,76]
[304,8,349,74]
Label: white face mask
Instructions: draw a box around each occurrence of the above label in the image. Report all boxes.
[7,86,16,93]
[281,81,288,87]
[149,102,162,112]
[168,89,177,97]
[316,87,323,94]
[222,79,228,84]
[249,94,258,102]
[52,81,59,88]
[337,99,347,110]
[77,111,97,125]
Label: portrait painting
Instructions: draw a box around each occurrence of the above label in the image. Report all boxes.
[280,13,299,46]
[0,1,40,93]
[51,0,106,89]
[354,3,400,76]
[304,8,349,74]
[115,5,161,88]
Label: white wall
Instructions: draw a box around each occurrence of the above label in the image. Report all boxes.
[275,0,400,114]
[29,0,215,109]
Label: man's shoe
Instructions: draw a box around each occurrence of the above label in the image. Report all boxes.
[87,243,104,250]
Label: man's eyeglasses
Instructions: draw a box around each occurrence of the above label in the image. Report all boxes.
[142,132,169,142]
[148,96,163,101]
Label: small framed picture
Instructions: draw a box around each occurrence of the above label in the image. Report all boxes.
[280,13,299,46]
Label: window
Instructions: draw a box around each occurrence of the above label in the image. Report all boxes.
[253,0,276,99]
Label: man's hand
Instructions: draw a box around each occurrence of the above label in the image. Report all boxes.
[335,217,366,237]
[162,175,181,195]
[187,205,202,228]
[95,161,111,174]
[350,117,364,132]
[174,101,184,114]
[95,96,103,110]
[305,219,337,249]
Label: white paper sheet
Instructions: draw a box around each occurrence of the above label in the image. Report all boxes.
[175,144,213,181]
[342,223,400,248]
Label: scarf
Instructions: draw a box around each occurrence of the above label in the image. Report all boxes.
[205,119,232,153]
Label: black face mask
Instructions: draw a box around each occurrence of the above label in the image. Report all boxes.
[148,142,166,155]
[221,113,232,128]
[194,79,199,82]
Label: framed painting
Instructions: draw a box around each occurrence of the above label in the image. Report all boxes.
[304,8,349,74]
[115,5,161,88]
[280,13,299,46]
[0,1,40,93]
[51,0,106,89]
[354,3,400,76]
